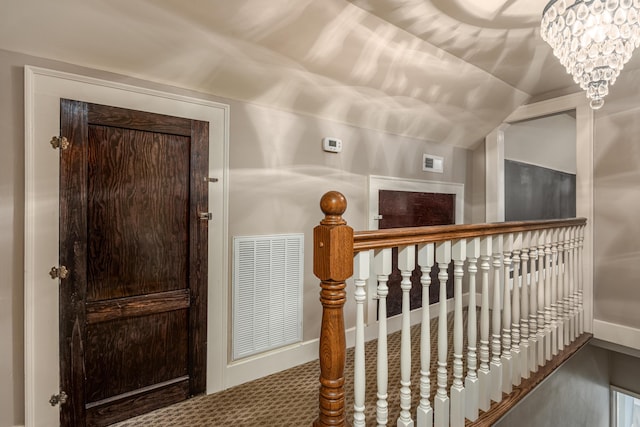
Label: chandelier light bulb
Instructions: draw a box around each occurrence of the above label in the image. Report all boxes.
[541,0,640,109]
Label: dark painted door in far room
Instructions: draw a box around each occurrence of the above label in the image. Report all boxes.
[378,190,455,317]
[57,99,209,427]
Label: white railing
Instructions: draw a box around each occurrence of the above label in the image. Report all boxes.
[313,191,588,427]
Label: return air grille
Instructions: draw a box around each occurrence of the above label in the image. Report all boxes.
[232,233,304,360]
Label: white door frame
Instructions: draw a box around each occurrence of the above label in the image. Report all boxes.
[365,175,465,328]
[368,175,465,230]
[484,92,594,333]
[24,66,229,427]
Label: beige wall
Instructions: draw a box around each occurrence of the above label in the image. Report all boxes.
[470,141,487,224]
[228,100,472,341]
[0,48,477,426]
[503,113,576,174]
[495,345,611,427]
[594,102,640,330]
[609,350,640,396]
[495,342,640,426]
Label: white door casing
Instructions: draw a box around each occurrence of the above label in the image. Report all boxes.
[368,175,465,230]
[24,66,229,427]
[484,92,594,334]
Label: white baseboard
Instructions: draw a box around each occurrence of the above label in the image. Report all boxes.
[593,319,640,351]
[221,293,473,394]
[223,337,319,389]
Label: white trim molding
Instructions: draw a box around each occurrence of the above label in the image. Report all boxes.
[486,92,595,334]
[485,125,508,222]
[594,319,640,351]
[368,175,465,231]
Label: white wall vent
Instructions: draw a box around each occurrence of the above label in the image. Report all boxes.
[232,233,304,360]
[423,154,444,173]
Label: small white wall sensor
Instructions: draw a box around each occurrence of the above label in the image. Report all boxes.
[322,137,342,153]
[423,154,444,173]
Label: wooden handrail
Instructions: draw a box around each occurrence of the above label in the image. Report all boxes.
[354,218,586,252]
[313,191,587,427]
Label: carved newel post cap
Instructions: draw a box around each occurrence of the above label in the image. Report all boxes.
[320,191,347,225]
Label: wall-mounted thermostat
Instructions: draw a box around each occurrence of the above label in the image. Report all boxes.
[423,154,444,173]
[322,137,342,153]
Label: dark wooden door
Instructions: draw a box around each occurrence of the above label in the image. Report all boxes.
[58,99,209,427]
[378,190,455,317]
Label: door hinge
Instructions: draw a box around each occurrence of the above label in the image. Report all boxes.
[49,391,68,406]
[50,136,70,150]
[49,265,70,280]
[204,177,219,183]
[373,214,383,220]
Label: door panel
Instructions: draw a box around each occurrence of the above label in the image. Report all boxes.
[59,99,208,427]
[84,381,190,427]
[86,125,190,300]
[378,190,455,317]
[84,310,189,403]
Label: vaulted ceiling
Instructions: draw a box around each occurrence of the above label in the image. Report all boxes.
[1,0,639,148]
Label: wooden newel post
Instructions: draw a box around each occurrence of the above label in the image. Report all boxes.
[313,191,354,427]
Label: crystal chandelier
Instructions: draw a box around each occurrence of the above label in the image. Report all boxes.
[541,0,640,109]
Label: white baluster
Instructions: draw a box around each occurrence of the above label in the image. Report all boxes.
[417,243,434,427]
[556,229,565,353]
[536,230,546,367]
[353,251,370,427]
[519,231,530,380]
[573,226,580,340]
[434,241,451,427]
[465,238,480,421]
[550,229,559,357]
[569,226,576,339]
[569,227,577,341]
[477,236,492,412]
[375,248,392,427]
[578,225,585,335]
[490,234,503,403]
[528,230,539,373]
[397,245,415,427]
[563,228,571,347]
[511,233,522,387]
[450,239,466,427]
[544,230,553,361]
[501,233,513,395]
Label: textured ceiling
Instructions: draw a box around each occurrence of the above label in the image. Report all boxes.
[1,0,638,148]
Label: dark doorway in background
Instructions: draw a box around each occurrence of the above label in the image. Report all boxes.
[378,190,455,318]
[505,159,576,221]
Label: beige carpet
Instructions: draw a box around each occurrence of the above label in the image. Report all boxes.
[112,311,470,426]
